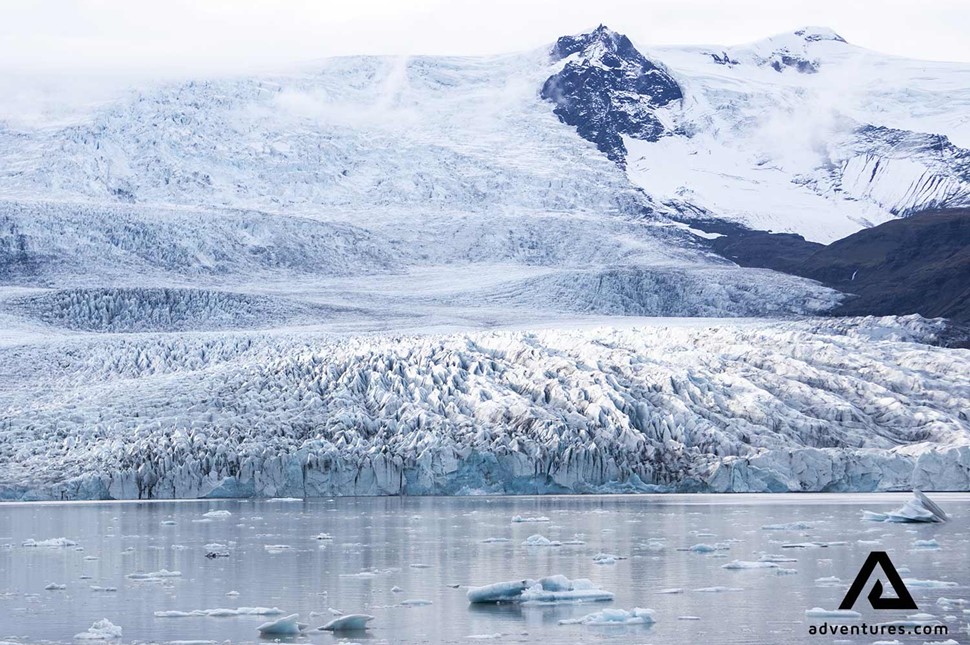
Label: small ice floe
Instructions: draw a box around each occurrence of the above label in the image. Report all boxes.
[678,616,701,620]
[913,538,941,550]
[314,533,333,540]
[511,515,550,523]
[226,591,240,597]
[126,569,181,580]
[202,510,232,519]
[815,576,842,586]
[467,575,612,605]
[154,607,283,618]
[391,586,404,593]
[937,598,967,607]
[863,491,948,523]
[561,538,586,545]
[23,538,77,548]
[684,543,718,553]
[694,586,742,593]
[781,542,831,549]
[761,522,814,531]
[657,588,684,594]
[903,578,958,588]
[721,560,779,570]
[45,583,67,590]
[410,563,432,569]
[263,544,292,554]
[401,599,432,606]
[89,586,118,592]
[776,568,798,576]
[319,614,374,631]
[592,553,624,565]
[522,534,560,547]
[74,619,122,640]
[160,520,176,526]
[558,607,655,626]
[256,614,307,636]
[758,554,797,563]
[805,607,861,619]
[481,537,510,544]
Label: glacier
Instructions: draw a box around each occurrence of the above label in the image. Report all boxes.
[0,25,968,500]
[0,315,967,500]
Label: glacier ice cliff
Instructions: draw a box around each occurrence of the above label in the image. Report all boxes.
[0,316,966,500]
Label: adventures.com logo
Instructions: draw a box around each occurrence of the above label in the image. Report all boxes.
[806,551,951,639]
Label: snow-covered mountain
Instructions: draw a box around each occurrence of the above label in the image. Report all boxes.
[0,25,968,499]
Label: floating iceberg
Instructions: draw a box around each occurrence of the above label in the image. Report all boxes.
[45,583,67,590]
[805,607,861,619]
[761,522,814,531]
[23,538,77,547]
[256,614,307,636]
[319,614,374,631]
[559,607,654,626]
[512,516,550,523]
[722,560,779,570]
[74,619,122,640]
[126,569,181,580]
[522,534,560,547]
[902,578,958,588]
[202,510,231,519]
[863,491,949,523]
[468,575,612,605]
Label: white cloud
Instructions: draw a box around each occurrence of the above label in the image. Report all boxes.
[0,0,966,76]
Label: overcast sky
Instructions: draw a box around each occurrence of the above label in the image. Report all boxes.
[2,0,969,75]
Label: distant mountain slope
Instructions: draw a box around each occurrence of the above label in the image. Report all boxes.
[798,208,970,322]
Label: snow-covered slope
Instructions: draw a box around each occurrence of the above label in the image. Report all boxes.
[623,27,970,241]
[0,316,967,500]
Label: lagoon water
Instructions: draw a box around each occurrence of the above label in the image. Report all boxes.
[1,494,968,644]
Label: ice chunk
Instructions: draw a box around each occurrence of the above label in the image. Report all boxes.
[319,614,374,631]
[314,533,333,540]
[391,586,404,593]
[256,614,306,636]
[913,539,940,549]
[45,583,67,590]
[863,491,948,523]
[593,553,623,564]
[89,586,117,592]
[522,534,560,547]
[126,569,181,580]
[467,580,533,603]
[481,537,511,543]
[511,515,550,523]
[74,619,122,640]
[761,522,814,531]
[694,586,742,593]
[23,538,77,547]
[202,510,231,519]
[467,576,612,605]
[805,607,861,619]
[721,560,779,570]
[685,543,717,553]
[520,578,613,605]
[558,607,655,626]
[903,578,958,588]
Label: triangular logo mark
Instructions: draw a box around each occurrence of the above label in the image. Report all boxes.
[839,551,918,610]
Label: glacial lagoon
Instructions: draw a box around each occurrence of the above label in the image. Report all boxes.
[1,494,968,644]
